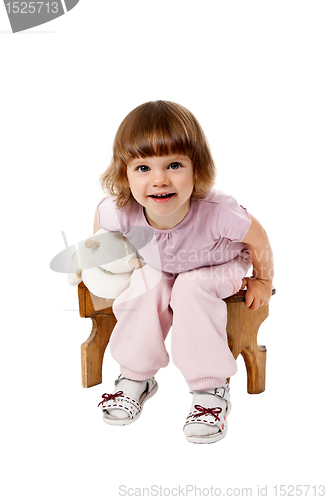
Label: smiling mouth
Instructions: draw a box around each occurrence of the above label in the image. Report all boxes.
[148,193,175,199]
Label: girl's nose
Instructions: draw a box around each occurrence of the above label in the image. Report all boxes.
[152,171,170,186]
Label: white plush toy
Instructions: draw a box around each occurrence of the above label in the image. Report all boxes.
[67,229,144,299]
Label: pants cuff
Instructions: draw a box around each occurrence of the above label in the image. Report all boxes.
[187,377,227,391]
[120,366,158,381]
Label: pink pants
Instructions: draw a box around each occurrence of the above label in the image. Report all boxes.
[111,252,251,390]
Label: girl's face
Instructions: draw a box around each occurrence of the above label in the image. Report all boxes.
[126,155,194,230]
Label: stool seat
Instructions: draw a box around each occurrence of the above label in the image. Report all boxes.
[77,282,275,394]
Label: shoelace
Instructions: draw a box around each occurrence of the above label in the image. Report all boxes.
[98,391,124,407]
[193,404,222,421]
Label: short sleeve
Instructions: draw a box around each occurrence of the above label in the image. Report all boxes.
[216,194,251,242]
[97,197,122,232]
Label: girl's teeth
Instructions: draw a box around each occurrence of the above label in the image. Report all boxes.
[152,193,172,198]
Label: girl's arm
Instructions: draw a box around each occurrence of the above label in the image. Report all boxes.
[241,215,274,311]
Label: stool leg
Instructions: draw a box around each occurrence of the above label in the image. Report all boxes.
[81,314,117,388]
[241,344,266,394]
[240,304,269,394]
[227,302,269,394]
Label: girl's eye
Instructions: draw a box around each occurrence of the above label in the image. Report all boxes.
[137,165,149,172]
[169,162,181,170]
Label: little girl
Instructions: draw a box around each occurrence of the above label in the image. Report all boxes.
[94,100,274,444]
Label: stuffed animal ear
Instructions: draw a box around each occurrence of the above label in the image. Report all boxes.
[85,239,100,249]
[129,257,145,269]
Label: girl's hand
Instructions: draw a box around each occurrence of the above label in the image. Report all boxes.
[241,214,274,311]
[241,277,273,311]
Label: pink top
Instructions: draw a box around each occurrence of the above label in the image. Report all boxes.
[97,190,251,274]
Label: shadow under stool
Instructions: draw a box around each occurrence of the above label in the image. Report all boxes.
[77,282,275,394]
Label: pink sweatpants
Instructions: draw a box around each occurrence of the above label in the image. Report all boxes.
[111,252,251,390]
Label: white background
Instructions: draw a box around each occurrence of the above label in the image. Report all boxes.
[1,1,326,498]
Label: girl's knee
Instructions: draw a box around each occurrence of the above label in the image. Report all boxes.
[171,264,245,301]
[171,269,210,302]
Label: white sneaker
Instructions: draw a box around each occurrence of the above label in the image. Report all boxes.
[98,374,158,426]
[183,384,231,443]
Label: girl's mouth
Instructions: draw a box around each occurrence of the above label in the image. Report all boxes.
[148,193,175,203]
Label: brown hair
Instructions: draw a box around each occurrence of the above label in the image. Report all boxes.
[99,100,217,208]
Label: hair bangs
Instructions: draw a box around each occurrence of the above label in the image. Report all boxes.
[118,101,195,162]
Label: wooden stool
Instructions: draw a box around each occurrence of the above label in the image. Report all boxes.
[78,282,275,394]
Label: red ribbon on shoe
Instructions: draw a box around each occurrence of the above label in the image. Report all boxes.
[193,405,222,421]
[98,391,124,407]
